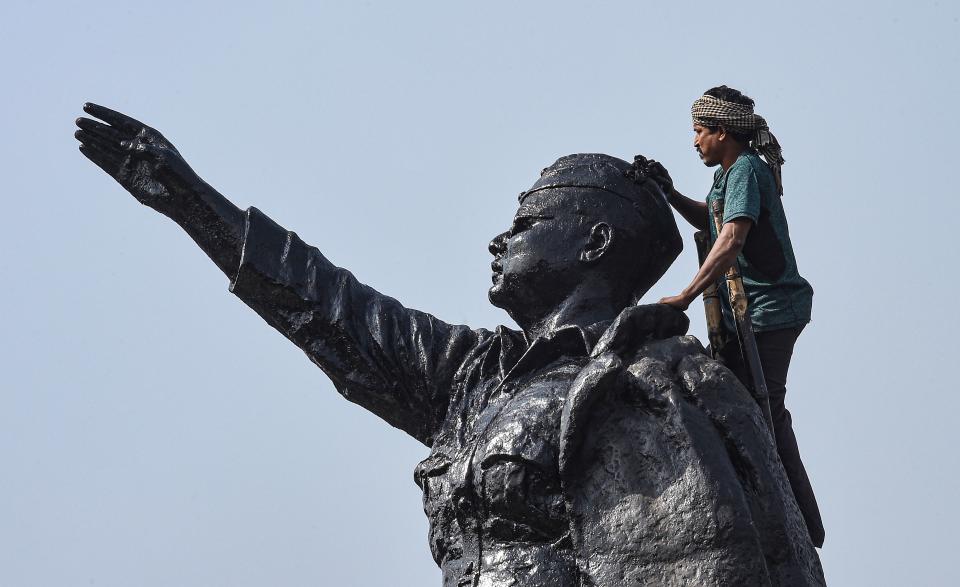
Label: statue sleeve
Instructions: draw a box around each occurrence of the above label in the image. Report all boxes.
[558,336,825,586]
[228,207,484,446]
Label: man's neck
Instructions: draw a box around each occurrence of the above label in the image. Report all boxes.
[720,144,748,172]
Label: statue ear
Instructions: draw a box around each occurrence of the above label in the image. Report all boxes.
[580,222,613,263]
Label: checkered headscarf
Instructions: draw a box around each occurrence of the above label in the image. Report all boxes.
[692,94,785,195]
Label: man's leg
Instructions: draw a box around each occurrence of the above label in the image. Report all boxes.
[755,326,825,547]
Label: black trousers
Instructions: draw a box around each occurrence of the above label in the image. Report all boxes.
[718,325,825,547]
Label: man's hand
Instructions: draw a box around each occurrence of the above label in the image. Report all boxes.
[643,159,675,197]
[644,158,709,232]
[661,218,751,313]
[658,293,694,311]
[75,103,201,218]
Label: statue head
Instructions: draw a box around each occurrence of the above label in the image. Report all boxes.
[488,153,682,330]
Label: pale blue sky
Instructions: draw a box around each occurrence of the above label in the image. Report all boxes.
[2,1,958,585]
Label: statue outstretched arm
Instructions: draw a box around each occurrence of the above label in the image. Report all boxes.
[75,103,245,277]
[229,206,482,444]
[75,103,482,445]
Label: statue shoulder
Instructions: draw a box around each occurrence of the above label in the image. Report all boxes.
[558,322,826,585]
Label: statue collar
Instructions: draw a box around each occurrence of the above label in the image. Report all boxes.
[492,304,689,382]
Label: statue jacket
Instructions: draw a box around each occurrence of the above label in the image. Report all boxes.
[229,207,825,587]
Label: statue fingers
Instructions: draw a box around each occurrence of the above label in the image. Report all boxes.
[75,128,125,157]
[78,143,124,177]
[82,102,145,134]
[76,116,129,145]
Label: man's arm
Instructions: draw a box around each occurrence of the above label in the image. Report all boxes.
[643,160,708,231]
[666,188,709,232]
[75,103,480,445]
[659,218,751,310]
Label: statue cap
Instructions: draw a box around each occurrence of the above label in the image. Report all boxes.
[520,153,664,205]
[521,153,683,300]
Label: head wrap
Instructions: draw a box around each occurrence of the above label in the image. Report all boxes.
[691,94,785,195]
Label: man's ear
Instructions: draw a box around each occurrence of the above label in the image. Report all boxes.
[718,126,728,142]
[580,222,613,263]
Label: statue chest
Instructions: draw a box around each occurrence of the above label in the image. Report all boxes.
[414,359,582,585]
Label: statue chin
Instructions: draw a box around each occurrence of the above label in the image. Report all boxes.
[487,281,509,310]
[487,272,530,314]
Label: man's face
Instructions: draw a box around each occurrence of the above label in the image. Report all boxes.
[693,123,723,167]
[488,190,591,317]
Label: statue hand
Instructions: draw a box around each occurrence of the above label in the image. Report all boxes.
[75,103,201,217]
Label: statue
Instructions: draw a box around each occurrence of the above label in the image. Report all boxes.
[75,103,826,586]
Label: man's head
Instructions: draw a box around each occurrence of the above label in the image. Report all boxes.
[692,85,755,167]
[690,85,785,193]
[488,154,682,328]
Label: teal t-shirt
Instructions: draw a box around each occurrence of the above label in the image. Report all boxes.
[707,150,813,332]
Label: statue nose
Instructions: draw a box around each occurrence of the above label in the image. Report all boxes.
[489,232,508,256]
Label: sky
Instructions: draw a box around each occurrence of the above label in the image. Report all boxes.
[2,1,958,585]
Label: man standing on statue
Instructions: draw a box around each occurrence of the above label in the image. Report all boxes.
[650,85,825,547]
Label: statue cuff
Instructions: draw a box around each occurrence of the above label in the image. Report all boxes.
[229,206,297,302]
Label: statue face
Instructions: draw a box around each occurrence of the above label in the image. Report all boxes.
[488,189,595,320]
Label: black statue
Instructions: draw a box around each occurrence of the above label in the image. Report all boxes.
[75,104,825,586]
